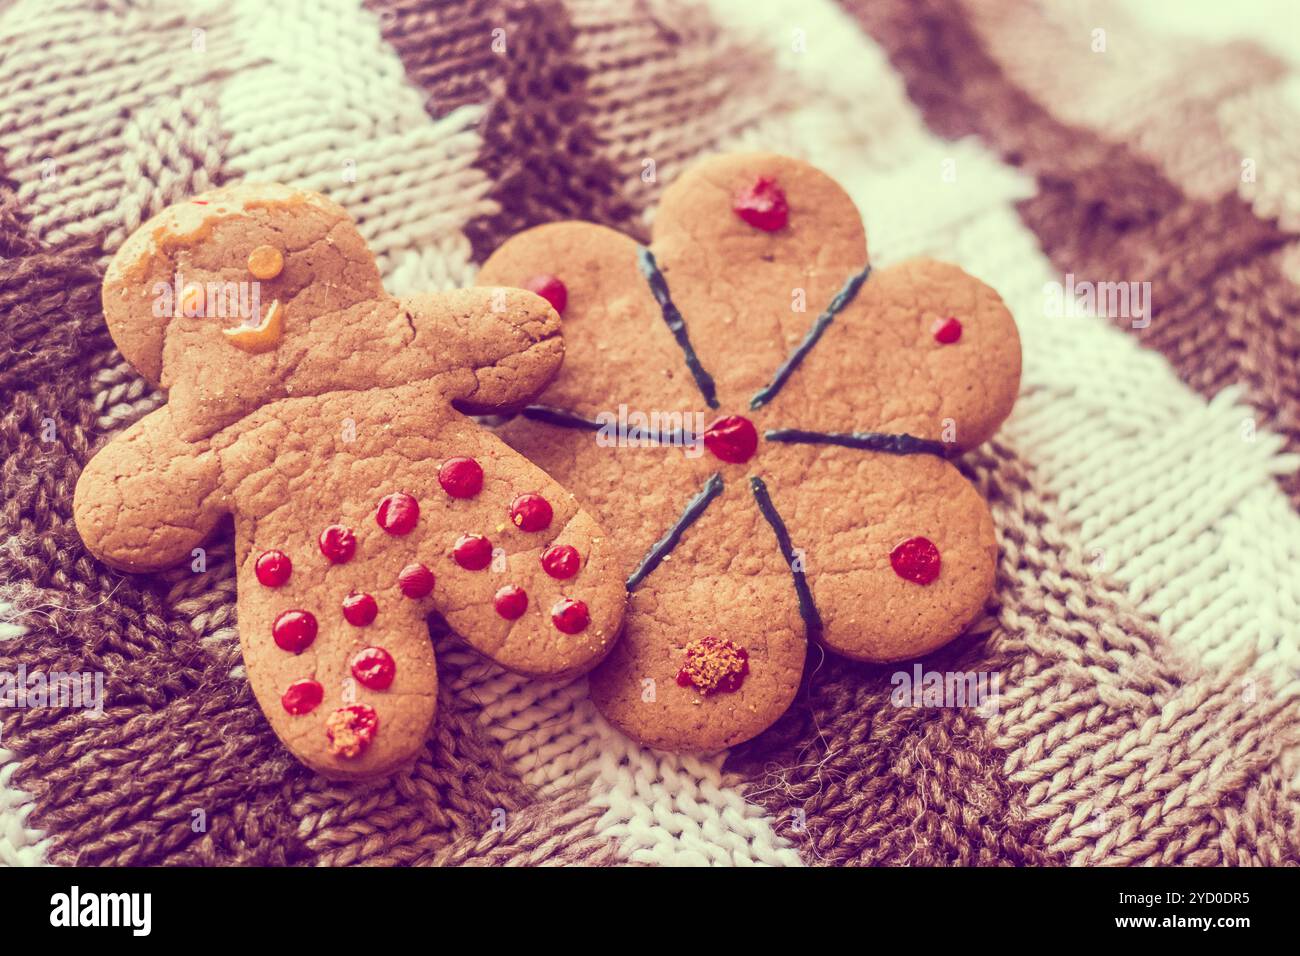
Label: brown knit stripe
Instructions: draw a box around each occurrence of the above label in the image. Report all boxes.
[370,0,785,261]
[961,0,1289,206]
[369,0,641,259]
[967,442,1299,866]
[843,0,1300,506]
[420,788,623,866]
[729,636,1057,866]
[565,0,792,215]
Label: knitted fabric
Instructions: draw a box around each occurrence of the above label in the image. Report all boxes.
[1,0,1297,866]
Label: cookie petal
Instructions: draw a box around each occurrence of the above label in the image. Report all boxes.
[478,222,709,416]
[587,479,806,753]
[759,441,997,662]
[649,152,869,409]
[760,259,1022,451]
[496,414,718,581]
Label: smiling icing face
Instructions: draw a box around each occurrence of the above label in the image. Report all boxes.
[102,185,388,440]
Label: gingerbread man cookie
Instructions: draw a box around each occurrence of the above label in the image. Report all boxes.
[478,153,1020,752]
[74,184,626,779]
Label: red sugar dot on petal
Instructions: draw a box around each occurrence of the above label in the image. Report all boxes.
[675,637,750,695]
[273,610,318,654]
[438,458,483,499]
[318,525,356,564]
[494,585,529,620]
[703,415,759,464]
[890,536,942,585]
[281,679,323,715]
[732,176,788,232]
[255,550,292,587]
[342,592,378,626]
[523,274,567,316]
[510,493,553,533]
[932,316,963,344]
[397,563,435,599]
[551,598,589,634]
[376,492,420,535]
[453,534,493,571]
[541,544,581,580]
[326,704,379,759]
[350,647,396,690]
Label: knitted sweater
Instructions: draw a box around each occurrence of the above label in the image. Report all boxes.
[1,0,1297,866]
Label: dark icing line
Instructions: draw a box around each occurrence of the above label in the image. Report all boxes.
[764,428,950,457]
[749,476,822,641]
[522,404,698,447]
[626,472,724,591]
[521,404,604,431]
[749,264,873,411]
[636,246,720,410]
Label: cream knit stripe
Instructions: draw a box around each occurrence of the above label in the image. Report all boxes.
[0,737,49,866]
[438,646,803,866]
[1220,74,1300,234]
[0,0,252,250]
[216,0,495,294]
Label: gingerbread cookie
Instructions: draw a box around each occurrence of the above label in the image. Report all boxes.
[74,184,626,779]
[478,153,1020,752]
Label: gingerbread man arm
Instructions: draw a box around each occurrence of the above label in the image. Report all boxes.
[74,405,225,573]
[395,288,563,414]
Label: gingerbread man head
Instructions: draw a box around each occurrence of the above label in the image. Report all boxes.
[75,184,627,779]
[479,153,1021,753]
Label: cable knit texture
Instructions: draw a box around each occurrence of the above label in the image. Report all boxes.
[1,0,1298,866]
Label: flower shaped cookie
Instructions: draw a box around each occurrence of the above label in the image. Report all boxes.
[479,153,1020,752]
[74,184,625,779]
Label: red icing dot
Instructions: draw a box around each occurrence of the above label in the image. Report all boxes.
[494,585,529,620]
[732,176,789,232]
[541,544,581,580]
[551,598,589,634]
[281,679,324,715]
[326,704,379,759]
[273,610,318,654]
[255,550,292,587]
[453,534,493,570]
[350,647,396,690]
[523,274,568,316]
[342,591,378,626]
[890,536,942,585]
[703,415,759,464]
[397,563,435,599]
[318,525,356,564]
[376,492,420,535]
[932,316,963,344]
[438,458,483,499]
[510,493,553,533]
